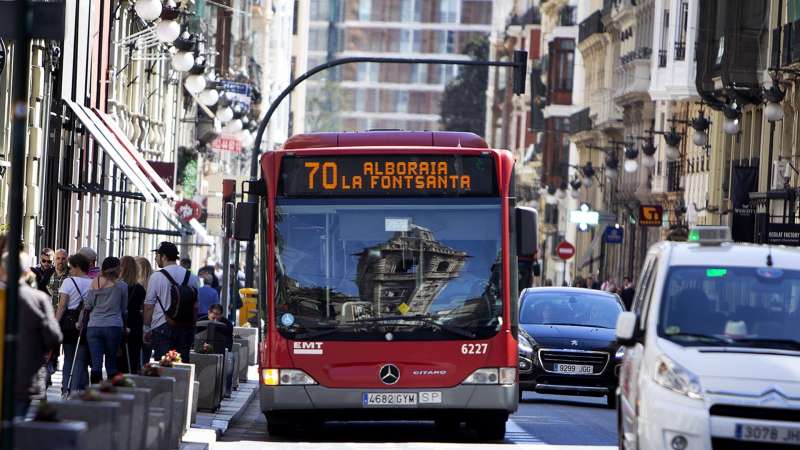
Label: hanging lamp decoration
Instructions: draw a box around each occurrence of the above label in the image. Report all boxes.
[556,181,568,200]
[581,161,595,187]
[764,84,785,123]
[722,101,741,135]
[664,127,682,161]
[155,2,181,43]
[134,0,162,22]
[690,110,711,147]
[641,139,657,168]
[170,31,195,72]
[569,177,582,199]
[605,154,619,179]
[623,145,639,173]
[545,185,558,205]
[198,88,220,107]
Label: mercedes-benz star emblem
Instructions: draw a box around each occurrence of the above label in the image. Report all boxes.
[379,364,400,385]
[570,340,579,346]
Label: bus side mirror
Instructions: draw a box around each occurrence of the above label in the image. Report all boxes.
[615,312,640,346]
[234,202,257,241]
[516,206,538,258]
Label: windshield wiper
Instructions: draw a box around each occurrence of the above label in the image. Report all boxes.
[348,314,477,339]
[541,322,609,328]
[666,332,731,344]
[729,338,800,351]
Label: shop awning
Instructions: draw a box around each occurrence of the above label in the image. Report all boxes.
[64,99,215,245]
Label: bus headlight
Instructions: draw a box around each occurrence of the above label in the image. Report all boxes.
[262,368,318,386]
[462,368,516,385]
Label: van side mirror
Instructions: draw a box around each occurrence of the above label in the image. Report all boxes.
[234,202,257,241]
[615,312,640,346]
[516,206,538,258]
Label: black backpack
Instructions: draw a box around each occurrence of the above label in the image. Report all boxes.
[155,269,197,327]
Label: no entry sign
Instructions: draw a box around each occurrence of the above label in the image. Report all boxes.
[556,241,575,260]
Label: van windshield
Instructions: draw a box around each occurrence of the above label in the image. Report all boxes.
[658,266,800,350]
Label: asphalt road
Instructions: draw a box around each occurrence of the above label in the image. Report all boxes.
[212,391,617,449]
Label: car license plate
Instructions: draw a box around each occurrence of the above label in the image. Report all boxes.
[554,364,594,374]
[362,392,417,406]
[736,424,800,445]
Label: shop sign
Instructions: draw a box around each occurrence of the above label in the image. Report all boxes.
[147,161,175,192]
[731,166,758,243]
[603,225,624,244]
[766,223,800,246]
[175,199,202,222]
[219,80,252,113]
[639,205,663,227]
[211,134,242,153]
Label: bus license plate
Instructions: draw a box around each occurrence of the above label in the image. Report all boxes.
[363,392,418,406]
[554,364,594,374]
[736,424,800,445]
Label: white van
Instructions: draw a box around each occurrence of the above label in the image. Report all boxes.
[615,227,800,450]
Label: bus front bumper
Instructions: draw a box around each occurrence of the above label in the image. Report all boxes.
[260,384,518,415]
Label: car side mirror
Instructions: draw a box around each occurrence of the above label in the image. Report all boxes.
[615,311,640,346]
[516,206,538,258]
[234,202,257,241]
[532,261,541,277]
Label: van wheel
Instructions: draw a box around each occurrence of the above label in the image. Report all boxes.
[469,413,508,441]
[265,412,291,437]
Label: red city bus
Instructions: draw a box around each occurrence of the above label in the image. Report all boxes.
[246,130,537,440]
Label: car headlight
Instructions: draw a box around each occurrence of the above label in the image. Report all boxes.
[615,346,625,361]
[262,368,317,386]
[653,355,702,399]
[518,334,534,354]
[462,368,516,385]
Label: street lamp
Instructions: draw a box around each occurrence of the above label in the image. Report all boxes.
[723,101,741,135]
[556,181,568,200]
[545,185,558,205]
[623,145,639,173]
[134,0,162,21]
[764,84,785,122]
[569,177,582,199]
[663,127,681,161]
[605,154,619,179]
[581,161,595,188]
[691,110,711,147]
[641,139,657,168]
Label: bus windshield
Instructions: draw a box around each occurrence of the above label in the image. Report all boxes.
[274,198,503,341]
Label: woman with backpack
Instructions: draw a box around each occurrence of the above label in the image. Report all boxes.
[120,256,145,373]
[55,253,93,396]
[82,256,128,383]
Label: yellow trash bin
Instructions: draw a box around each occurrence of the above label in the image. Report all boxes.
[238,288,258,326]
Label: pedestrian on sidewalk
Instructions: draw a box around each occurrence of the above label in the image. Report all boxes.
[30,248,55,294]
[620,277,635,310]
[144,242,199,363]
[1,247,63,418]
[83,256,128,383]
[120,255,145,373]
[180,257,192,271]
[56,253,92,396]
[135,256,154,366]
[199,303,234,351]
[197,270,220,319]
[45,248,69,385]
[78,246,100,279]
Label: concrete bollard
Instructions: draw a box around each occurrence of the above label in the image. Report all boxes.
[223,350,235,398]
[14,420,88,450]
[233,337,250,382]
[158,363,195,434]
[234,327,257,365]
[49,400,124,449]
[115,387,151,450]
[125,375,178,450]
[144,408,168,450]
[191,352,224,411]
[96,392,136,450]
[192,380,200,424]
[232,342,242,390]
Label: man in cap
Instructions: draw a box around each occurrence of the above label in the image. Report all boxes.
[143,242,199,362]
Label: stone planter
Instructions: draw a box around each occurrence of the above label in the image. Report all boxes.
[233,337,250,382]
[191,352,223,411]
[234,327,257,365]
[192,380,199,424]
[97,392,136,450]
[14,420,88,450]
[115,387,151,450]
[125,375,177,450]
[143,408,167,450]
[158,362,196,434]
[49,400,124,449]
[232,342,242,390]
[223,350,235,398]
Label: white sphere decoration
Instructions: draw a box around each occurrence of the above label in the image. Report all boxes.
[556,189,567,200]
[665,145,680,161]
[134,0,162,21]
[624,159,639,173]
[215,106,234,123]
[223,119,243,134]
[198,89,220,106]
[765,102,784,122]
[240,131,255,149]
[184,74,206,94]
[583,176,592,188]
[156,20,181,43]
[723,117,740,135]
[692,130,708,147]
[570,189,581,199]
[170,51,195,72]
[642,154,657,168]
[545,194,558,205]
[605,167,618,179]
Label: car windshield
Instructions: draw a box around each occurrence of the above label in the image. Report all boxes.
[274,198,503,340]
[520,291,622,329]
[659,266,800,349]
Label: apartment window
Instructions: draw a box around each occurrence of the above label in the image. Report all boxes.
[411,64,426,83]
[308,28,328,52]
[310,0,330,21]
[358,0,371,20]
[440,0,459,23]
[400,30,413,52]
[412,30,422,52]
[397,91,410,113]
[401,0,414,22]
[790,0,800,22]
[446,30,456,53]
[674,1,688,60]
[658,9,669,67]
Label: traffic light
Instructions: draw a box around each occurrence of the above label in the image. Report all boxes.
[512,50,528,95]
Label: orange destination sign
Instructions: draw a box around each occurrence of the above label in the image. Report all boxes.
[279,155,497,197]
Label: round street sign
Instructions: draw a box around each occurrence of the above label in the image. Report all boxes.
[556,241,576,260]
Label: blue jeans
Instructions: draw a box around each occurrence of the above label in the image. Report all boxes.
[87,326,123,382]
[152,324,195,363]
[62,343,89,394]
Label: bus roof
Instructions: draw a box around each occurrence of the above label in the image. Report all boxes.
[282,131,489,150]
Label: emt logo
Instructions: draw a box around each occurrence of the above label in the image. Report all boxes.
[293,341,324,355]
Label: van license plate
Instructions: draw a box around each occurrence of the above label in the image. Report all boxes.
[362,393,417,406]
[554,364,594,374]
[736,424,800,445]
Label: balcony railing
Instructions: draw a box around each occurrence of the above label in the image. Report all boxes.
[508,5,541,26]
[674,42,686,61]
[569,108,592,134]
[578,11,604,43]
[782,19,800,65]
[620,47,652,65]
[658,49,667,67]
[666,161,681,192]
